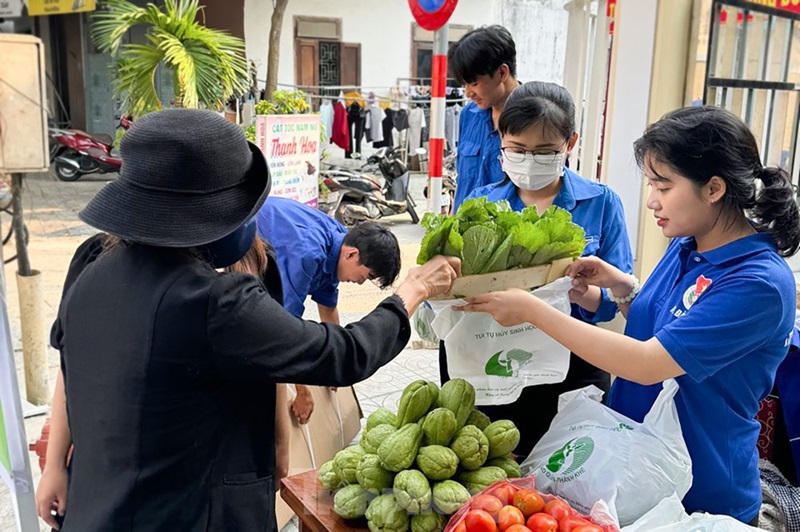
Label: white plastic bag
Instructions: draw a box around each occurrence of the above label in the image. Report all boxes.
[412,301,439,343]
[621,493,762,531]
[429,277,572,406]
[520,380,693,526]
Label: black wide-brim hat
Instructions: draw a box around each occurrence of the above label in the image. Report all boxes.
[79,108,271,247]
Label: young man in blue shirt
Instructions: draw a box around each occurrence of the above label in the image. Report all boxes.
[448,25,521,212]
[256,196,401,423]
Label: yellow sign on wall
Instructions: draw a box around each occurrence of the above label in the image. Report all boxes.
[27,0,97,16]
[746,0,800,13]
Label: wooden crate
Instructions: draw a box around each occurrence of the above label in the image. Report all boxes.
[430,258,573,300]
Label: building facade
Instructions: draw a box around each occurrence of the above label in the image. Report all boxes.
[243,0,570,94]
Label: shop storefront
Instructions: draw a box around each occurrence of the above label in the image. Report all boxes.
[1,0,244,137]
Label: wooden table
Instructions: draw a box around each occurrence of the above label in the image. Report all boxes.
[281,469,370,532]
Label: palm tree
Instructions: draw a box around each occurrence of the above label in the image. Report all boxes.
[92,0,250,117]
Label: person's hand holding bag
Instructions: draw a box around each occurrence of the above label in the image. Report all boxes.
[567,256,635,298]
[454,288,539,327]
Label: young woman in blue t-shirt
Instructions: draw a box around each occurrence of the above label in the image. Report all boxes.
[440,81,633,458]
[457,106,800,524]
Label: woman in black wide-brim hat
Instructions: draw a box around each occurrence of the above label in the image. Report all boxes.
[49,109,460,532]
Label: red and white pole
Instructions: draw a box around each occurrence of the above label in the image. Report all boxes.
[428,24,449,215]
[408,0,458,215]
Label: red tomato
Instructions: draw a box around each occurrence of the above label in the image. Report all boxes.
[488,484,519,506]
[498,505,525,531]
[465,510,498,532]
[472,494,505,519]
[543,500,571,522]
[504,526,532,532]
[572,525,603,532]
[559,516,591,532]
[526,512,559,532]
[455,523,467,532]
[513,489,546,517]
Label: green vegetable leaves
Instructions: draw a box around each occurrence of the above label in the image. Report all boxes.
[416,198,587,273]
[461,226,497,276]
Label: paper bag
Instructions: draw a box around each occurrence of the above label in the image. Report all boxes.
[275,385,362,528]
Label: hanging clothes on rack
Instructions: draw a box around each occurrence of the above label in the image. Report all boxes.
[373,109,395,149]
[345,102,366,158]
[319,99,334,143]
[393,109,409,132]
[444,103,461,154]
[415,85,431,97]
[366,95,385,145]
[344,92,366,108]
[331,93,350,151]
[421,106,431,145]
[407,106,426,151]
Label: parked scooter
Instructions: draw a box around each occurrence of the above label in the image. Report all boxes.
[319,146,420,226]
[49,116,132,181]
[423,151,457,215]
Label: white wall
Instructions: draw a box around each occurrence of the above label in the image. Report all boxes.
[498,0,569,84]
[244,0,568,91]
[602,0,658,256]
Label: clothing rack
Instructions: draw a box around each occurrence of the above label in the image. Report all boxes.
[271,82,464,105]
[298,92,466,106]
[261,81,465,166]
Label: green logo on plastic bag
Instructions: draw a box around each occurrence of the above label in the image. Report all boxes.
[546,436,594,477]
[484,349,533,377]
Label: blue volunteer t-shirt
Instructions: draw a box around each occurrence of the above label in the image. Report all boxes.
[465,169,634,323]
[607,234,796,522]
[256,196,347,317]
[453,101,505,212]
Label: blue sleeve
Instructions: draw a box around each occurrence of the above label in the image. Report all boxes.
[656,276,788,381]
[281,243,324,317]
[464,185,491,203]
[576,189,634,324]
[311,280,339,309]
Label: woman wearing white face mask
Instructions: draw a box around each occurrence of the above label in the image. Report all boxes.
[439,81,634,457]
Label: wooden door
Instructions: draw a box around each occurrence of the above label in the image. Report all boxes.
[340,42,361,88]
[295,38,319,91]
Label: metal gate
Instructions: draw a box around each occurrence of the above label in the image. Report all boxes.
[704,0,800,187]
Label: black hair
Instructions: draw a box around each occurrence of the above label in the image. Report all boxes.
[634,106,800,257]
[498,81,576,141]
[448,25,516,85]
[343,222,401,289]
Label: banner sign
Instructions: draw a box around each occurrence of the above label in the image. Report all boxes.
[0,0,25,17]
[27,0,96,16]
[255,114,320,208]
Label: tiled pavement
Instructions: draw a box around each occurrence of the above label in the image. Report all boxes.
[0,165,436,531]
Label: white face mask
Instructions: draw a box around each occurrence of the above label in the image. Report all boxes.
[501,152,567,191]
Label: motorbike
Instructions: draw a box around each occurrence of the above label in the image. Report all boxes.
[319,146,420,226]
[49,116,132,182]
[423,151,457,215]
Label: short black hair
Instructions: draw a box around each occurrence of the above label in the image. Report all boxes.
[498,81,576,141]
[448,25,517,85]
[343,222,401,289]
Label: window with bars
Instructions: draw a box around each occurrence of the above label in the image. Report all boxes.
[318,41,341,100]
[701,0,800,187]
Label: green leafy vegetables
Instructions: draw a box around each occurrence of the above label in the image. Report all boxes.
[416,197,586,275]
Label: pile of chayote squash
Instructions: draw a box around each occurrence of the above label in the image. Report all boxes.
[318,378,522,532]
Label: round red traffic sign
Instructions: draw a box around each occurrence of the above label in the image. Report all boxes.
[408,0,459,31]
